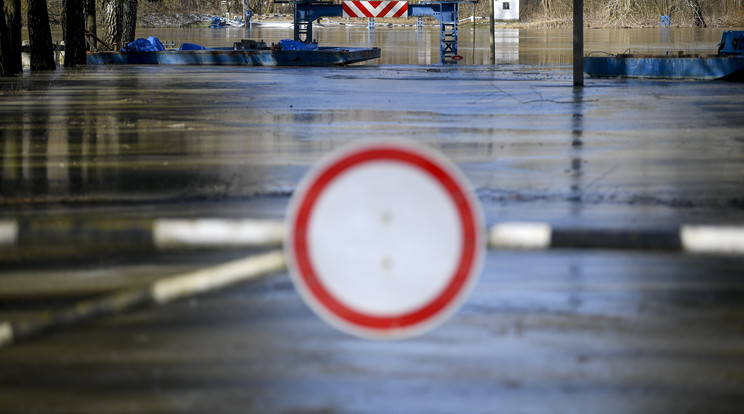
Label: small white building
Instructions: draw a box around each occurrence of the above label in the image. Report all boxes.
[494,0,519,21]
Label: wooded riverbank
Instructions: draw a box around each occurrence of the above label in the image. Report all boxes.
[37,0,744,29]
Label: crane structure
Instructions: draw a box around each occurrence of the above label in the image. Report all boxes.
[277,0,474,64]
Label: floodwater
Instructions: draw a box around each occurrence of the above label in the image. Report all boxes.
[2,26,744,413]
[145,24,725,65]
[24,23,728,65]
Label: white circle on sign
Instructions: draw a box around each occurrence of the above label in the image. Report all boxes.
[309,161,462,316]
[285,142,484,340]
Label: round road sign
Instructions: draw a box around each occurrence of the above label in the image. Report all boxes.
[285,142,484,340]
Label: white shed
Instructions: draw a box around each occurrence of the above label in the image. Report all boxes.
[494,0,519,21]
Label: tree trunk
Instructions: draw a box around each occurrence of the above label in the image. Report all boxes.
[102,0,123,50]
[61,0,65,40]
[687,0,706,27]
[3,0,22,75]
[121,0,138,45]
[249,0,263,15]
[64,0,86,66]
[85,0,96,50]
[542,0,551,13]
[27,0,56,70]
[0,0,9,76]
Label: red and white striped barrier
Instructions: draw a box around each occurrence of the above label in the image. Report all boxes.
[3,218,744,256]
[342,1,408,18]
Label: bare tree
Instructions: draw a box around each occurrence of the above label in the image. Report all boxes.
[102,0,123,50]
[85,0,97,50]
[249,0,274,15]
[687,0,706,27]
[122,0,138,44]
[0,0,9,76]
[2,0,22,75]
[27,0,56,70]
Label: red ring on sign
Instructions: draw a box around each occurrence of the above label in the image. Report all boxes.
[290,146,479,331]
[452,55,464,61]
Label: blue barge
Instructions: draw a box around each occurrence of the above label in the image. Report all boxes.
[87,46,381,67]
[584,31,744,81]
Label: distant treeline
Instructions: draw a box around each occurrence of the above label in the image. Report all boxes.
[133,0,293,18]
[38,0,744,28]
[145,0,744,27]
[519,0,744,27]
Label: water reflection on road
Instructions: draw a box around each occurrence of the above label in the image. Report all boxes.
[2,61,741,228]
[1,26,744,414]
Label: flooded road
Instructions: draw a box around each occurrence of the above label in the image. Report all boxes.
[2,27,744,413]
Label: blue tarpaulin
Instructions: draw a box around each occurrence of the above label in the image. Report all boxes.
[211,16,224,28]
[124,37,165,52]
[147,36,166,51]
[123,37,207,52]
[178,43,208,51]
[277,39,318,51]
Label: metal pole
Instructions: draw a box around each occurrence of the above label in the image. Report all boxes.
[472,2,475,62]
[573,0,584,86]
[0,250,286,348]
[489,0,495,64]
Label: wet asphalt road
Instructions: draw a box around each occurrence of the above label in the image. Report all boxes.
[1,63,744,413]
[1,250,744,413]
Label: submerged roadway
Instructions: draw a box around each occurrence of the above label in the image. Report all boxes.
[1,63,743,413]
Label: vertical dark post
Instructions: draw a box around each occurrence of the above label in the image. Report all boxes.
[489,0,495,65]
[573,0,583,86]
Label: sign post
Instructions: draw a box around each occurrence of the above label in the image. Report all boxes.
[574,0,584,86]
[285,143,485,340]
